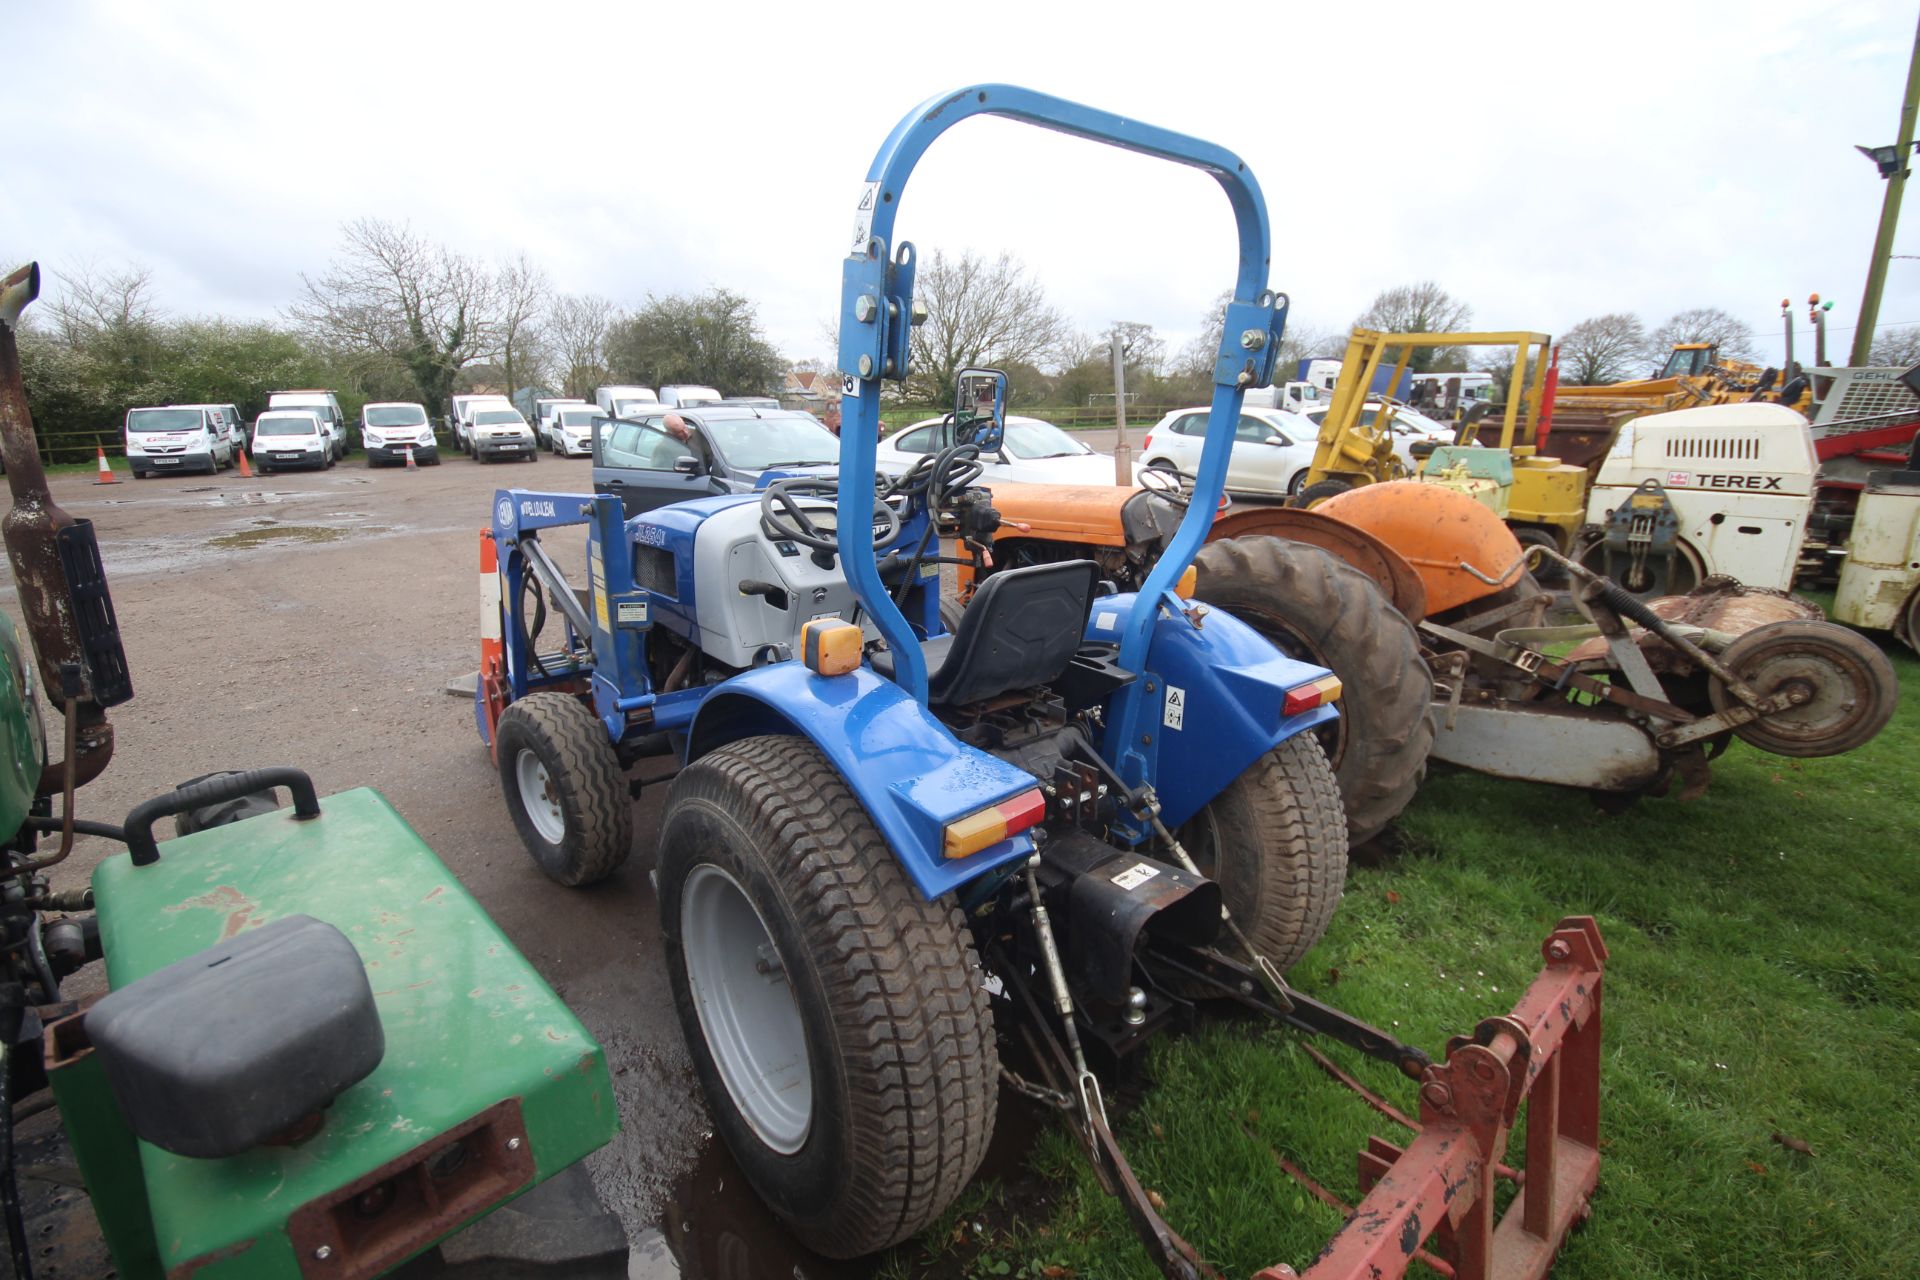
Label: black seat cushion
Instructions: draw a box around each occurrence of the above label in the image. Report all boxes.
[872,561,1097,706]
[86,914,384,1158]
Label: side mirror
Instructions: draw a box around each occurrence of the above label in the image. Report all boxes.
[673,455,702,474]
[953,367,1008,452]
[1264,435,1287,446]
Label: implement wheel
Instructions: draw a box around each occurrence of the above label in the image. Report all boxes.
[1194,536,1433,843]
[1178,732,1348,971]
[1707,620,1898,758]
[659,736,998,1258]
[495,692,632,885]
[1290,478,1353,509]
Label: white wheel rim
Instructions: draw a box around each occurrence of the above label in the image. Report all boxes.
[681,864,812,1154]
[514,749,566,843]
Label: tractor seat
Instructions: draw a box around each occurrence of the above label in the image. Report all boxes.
[871,560,1098,706]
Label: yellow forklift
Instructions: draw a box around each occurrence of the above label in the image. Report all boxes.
[1296,328,1595,562]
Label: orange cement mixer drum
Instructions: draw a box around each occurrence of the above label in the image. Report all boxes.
[1315,481,1527,615]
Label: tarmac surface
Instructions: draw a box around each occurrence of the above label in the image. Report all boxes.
[0,452,731,1272]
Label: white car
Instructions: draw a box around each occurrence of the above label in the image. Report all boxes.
[877,415,1126,486]
[1138,406,1320,498]
[1302,402,1453,472]
[550,405,602,457]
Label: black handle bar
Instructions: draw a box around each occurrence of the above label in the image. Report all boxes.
[125,767,321,866]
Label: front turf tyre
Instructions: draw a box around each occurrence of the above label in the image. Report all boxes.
[494,692,632,886]
[1178,732,1348,971]
[659,736,998,1258]
[1194,536,1433,843]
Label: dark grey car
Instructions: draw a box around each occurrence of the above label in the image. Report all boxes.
[591,407,839,518]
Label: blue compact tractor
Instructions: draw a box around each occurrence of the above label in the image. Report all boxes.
[479,87,1606,1280]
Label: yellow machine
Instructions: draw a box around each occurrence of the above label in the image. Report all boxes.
[1299,328,1595,555]
[1552,341,1815,430]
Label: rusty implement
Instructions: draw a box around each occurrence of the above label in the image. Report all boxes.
[1258,918,1607,1280]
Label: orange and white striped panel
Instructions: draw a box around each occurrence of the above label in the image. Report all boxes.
[479,529,503,673]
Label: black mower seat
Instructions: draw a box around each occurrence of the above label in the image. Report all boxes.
[871,560,1098,706]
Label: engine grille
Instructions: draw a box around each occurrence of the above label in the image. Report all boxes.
[636,546,677,597]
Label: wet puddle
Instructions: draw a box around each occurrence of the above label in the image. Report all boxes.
[208,525,348,549]
[206,490,302,507]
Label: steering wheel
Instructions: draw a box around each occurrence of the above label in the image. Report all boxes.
[760,475,901,552]
[889,441,984,497]
[1137,463,1194,509]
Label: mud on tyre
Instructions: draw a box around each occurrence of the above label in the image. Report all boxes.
[658,735,999,1258]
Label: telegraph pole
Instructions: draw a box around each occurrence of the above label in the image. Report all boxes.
[1849,14,1920,366]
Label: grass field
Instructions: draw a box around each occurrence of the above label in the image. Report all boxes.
[886,642,1919,1280]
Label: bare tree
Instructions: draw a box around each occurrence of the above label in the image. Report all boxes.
[908,250,1070,406]
[548,292,617,398]
[1176,290,1340,389]
[1646,306,1758,367]
[43,261,159,348]
[1353,282,1472,373]
[494,253,550,396]
[1560,312,1648,384]
[1869,324,1920,367]
[290,218,498,417]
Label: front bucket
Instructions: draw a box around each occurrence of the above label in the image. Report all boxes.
[1260,917,1607,1280]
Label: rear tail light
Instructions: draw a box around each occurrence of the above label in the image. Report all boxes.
[1283,674,1343,716]
[943,789,1046,860]
[1141,434,1154,451]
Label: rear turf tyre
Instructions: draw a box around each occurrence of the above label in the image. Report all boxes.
[659,736,998,1258]
[495,692,632,886]
[1178,732,1349,970]
[1194,536,1432,843]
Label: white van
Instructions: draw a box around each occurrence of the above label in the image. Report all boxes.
[593,385,660,419]
[451,394,514,455]
[468,406,537,462]
[181,402,246,455]
[268,391,348,460]
[657,384,722,408]
[252,411,334,473]
[123,405,236,478]
[534,398,587,447]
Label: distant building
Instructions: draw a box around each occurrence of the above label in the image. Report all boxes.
[782,368,840,412]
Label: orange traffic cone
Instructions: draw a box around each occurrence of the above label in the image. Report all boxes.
[93,447,121,485]
[235,445,253,479]
[405,445,417,470]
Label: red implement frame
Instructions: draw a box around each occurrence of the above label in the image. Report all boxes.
[1259,917,1607,1280]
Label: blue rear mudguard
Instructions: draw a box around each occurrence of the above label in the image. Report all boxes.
[685,663,1039,900]
[684,596,1336,901]
[1086,592,1338,831]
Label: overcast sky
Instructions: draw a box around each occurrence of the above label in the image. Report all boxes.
[7,1,1918,372]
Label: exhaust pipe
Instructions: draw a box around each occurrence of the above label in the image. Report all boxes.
[0,262,129,794]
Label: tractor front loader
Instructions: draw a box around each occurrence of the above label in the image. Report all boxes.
[474,87,1606,1280]
[0,263,621,1280]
